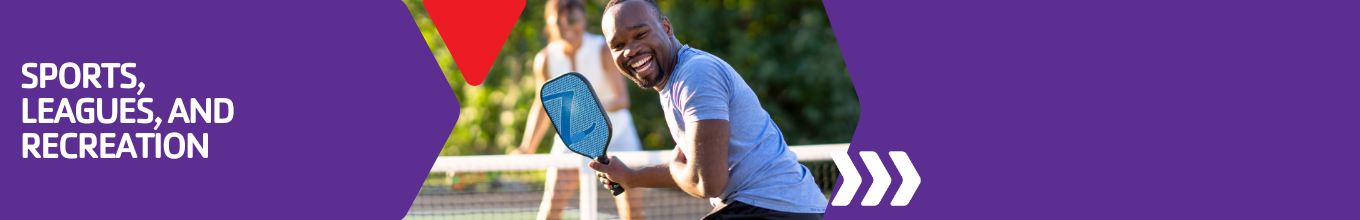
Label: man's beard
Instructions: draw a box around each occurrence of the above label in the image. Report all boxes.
[628,67,666,89]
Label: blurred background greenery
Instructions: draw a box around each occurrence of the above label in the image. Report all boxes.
[404,0,859,156]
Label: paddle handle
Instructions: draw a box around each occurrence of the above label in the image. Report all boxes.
[596,155,625,196]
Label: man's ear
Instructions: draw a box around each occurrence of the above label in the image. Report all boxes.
[662,17,674,37]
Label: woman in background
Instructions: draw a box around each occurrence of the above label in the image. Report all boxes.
[512,0,646,219]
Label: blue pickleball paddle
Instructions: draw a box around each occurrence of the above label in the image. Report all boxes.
[540,72,624,196]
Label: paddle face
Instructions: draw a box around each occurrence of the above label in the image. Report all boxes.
[541,72,624,196]
[541,72,613,160]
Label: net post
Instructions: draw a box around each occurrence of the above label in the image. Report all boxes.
[579,156,597,220]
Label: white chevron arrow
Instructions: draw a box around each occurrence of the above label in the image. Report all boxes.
[829,151,859,206]
[830,151,922,206]
[889,151,920,206]
[860,151,891,206]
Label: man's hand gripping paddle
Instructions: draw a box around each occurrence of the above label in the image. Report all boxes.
[540,72,624,196]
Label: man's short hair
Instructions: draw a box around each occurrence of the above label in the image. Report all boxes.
[605,0,663,19]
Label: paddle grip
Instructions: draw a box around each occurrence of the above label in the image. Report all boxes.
[596,155,625,196]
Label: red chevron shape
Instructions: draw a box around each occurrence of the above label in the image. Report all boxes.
[423,0,525,86]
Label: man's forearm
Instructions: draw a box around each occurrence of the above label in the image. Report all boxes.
[625,163,679,189]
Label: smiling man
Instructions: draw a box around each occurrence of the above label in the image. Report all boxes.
[587,0,829,219]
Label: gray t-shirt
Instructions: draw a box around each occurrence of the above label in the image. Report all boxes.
[659,45,828,213]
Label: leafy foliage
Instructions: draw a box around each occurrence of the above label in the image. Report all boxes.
[404,0,858,156]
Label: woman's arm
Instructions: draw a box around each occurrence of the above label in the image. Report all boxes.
[513,50,553,154]
[598,44,631,112]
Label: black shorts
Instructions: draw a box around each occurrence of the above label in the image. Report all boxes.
[702,201,824,220]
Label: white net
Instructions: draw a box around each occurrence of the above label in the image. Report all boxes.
[406,144,846,220]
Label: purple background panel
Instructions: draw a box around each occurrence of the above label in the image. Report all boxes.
[824,0,1358,219]
[1,1,455,219]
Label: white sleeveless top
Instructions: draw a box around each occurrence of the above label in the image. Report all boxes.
[542,34,642,153]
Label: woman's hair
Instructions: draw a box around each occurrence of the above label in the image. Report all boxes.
[545,0,586,23]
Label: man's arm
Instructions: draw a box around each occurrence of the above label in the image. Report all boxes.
[670,119,730,197]
[592,58,733,197]
[590,119,729,198]
[601,147,682,189]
